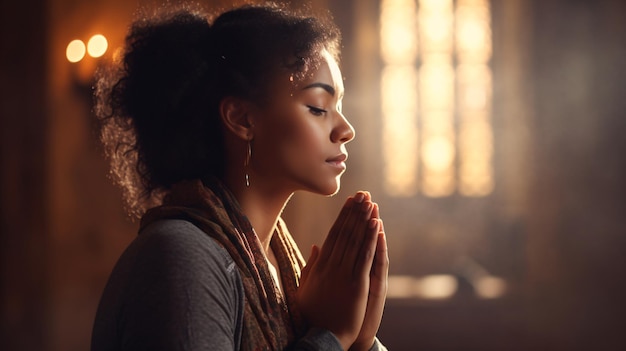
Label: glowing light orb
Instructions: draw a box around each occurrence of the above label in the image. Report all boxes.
[87,34,108,58]
[66,39,86,63]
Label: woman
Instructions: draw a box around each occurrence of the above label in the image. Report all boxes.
[92,3,388,351]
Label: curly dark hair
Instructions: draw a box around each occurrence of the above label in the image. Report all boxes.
[95,2,341,217]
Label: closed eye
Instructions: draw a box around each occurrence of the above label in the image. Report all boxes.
[307,105,327,117]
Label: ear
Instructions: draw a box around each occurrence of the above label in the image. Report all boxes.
[219,96,255,141]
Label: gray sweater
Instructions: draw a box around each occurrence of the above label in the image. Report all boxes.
[91,219,385,351]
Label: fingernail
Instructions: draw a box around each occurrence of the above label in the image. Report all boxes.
[355,192,365,203]
[362,202,372,219]
[369,218,378,229]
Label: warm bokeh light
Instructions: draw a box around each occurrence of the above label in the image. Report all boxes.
[387,275,418,298]
[420,0,452,10]
[87,34,108,58]
[381,66,419,195]
[419,56,455,109]
[422,136,454,172]
[456,257,507,299]
[456,2,492,62]
[387,272,506,300]
[457,0,493,197]
[422,133,455,197]
[380,0,418,64]
[387,274,459,300]
[415,274,458,299]
[474,276,507,299]
[419,0,453,52]
[381,0,492,198]
[380,0,419,196]
[66,39,86,63]
[419,0,455,197]
[421,109,455,197]
[459,118,493,196]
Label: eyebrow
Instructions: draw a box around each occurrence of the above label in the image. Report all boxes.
[301,82,336,96]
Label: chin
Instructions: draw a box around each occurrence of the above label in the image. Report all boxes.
[318,179,342,197]
[298,175,342,197]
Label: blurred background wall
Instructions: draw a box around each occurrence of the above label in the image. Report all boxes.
[1,0,625,350]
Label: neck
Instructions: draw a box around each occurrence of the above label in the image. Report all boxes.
[222,174,293,253]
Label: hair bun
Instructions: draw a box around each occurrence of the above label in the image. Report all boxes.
[122,11,212,121]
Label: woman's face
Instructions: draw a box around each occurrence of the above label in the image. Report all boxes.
[250,49,355,196]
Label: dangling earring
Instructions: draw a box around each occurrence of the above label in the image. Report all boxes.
[244,139,251,187]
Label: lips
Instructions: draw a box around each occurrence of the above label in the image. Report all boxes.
[326,153,348,169]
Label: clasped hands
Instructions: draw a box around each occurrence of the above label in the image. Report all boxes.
[297,192,389,351]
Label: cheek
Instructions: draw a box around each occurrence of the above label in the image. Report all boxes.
[282,119,326,158]
[267,110,325,154]
[258,122,325,176]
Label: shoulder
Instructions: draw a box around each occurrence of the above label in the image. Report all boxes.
[92,219,245,350]
[137,219,234,269]
[121,219,240,291]
[104,218,242,298]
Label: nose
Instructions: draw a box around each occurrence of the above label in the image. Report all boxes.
[331,112,355,143]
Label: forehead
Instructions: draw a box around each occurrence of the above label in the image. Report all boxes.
[303,49,344,94]
[260,49,344,102]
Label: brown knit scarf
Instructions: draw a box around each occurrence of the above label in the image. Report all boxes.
[139,178,307,350]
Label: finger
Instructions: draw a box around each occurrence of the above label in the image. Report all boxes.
[352,230,388,350]
[309,245,320,265]
[371,230,389,296]
[373,220,388,278]
[318,196,354,263]
[362,191,371,203]
[361,196,373,220]
[352,218,380,278]
[331,192,368,265]
[337,198,374,267]
[300,245,320,284]
[371,202,379,219]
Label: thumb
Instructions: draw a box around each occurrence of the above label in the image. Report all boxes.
[300,245,320,284]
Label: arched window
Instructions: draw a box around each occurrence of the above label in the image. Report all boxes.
[381,0,493,197]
